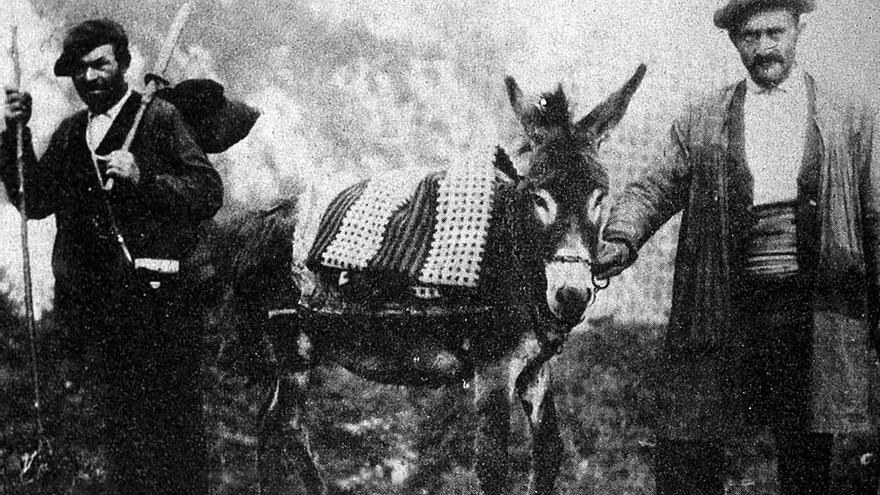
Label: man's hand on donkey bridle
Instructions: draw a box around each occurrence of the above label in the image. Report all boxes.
[591,240,635,280]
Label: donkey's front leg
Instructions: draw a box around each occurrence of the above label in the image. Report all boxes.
[512,338,563,495]
[525,387,563,495]
[257,373,327,495]
[473,362,512,495]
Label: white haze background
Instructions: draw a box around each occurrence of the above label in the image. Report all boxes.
[0,0,878,320]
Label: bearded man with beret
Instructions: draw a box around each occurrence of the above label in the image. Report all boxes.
[594,1,880,494]
[2,19,222,493]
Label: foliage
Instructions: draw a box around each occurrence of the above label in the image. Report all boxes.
[1,287,780,494]
[552,321,660,494]
[0,273,105,494]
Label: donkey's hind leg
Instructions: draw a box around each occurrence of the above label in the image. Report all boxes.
[257,373,327,495]
[473,362,512,495]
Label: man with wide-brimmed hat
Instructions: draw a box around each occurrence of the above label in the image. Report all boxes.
[595,1,880,493]
[2,18,222,493]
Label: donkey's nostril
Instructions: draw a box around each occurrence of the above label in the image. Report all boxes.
[555,287,590,324]
[556,287,589,306]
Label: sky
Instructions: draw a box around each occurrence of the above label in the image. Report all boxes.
[0,0,878,317]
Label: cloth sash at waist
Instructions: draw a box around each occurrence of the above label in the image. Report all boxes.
[738,201,809,325]
[743,201,799,280]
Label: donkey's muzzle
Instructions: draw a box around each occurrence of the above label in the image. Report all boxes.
[554,286,591,327]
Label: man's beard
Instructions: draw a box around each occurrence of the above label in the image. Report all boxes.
[74,73,127,113]
[748,53,790,87]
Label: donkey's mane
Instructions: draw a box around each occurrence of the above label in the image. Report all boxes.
[532,88,571,129]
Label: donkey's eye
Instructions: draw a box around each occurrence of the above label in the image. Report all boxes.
[531,189,558,227]
[539,98,547,107]
[532,192,548,209]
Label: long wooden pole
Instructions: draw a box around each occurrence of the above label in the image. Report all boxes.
[104,1,193,191]
[10,24,44,435]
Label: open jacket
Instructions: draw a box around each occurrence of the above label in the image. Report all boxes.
[0,93,223,313]
[604,73,880,435]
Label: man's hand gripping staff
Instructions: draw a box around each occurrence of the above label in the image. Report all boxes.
[102,1,193,191]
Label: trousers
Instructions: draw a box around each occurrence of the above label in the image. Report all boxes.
[57,273,207,494]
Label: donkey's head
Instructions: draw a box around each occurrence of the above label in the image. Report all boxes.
[504,64,646,326]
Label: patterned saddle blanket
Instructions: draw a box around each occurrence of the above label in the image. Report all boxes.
[304,164,501,291]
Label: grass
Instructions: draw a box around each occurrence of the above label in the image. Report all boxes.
[1,301,785,494]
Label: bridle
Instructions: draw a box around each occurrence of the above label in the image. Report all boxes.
[548,254,611,294]
[510,154,612,300]
[515,172,612,299]
[537,252,610,358]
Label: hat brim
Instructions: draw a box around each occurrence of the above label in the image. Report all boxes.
[714,0,815,30]
[53,52,78,77]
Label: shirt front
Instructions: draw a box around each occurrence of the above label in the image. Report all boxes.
[744,68,808,205]
[86,87,134,154]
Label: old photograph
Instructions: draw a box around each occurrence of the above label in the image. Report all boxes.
[1,0,879,493]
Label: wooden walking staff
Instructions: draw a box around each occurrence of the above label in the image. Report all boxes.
[104,1,193,191]
[9,23,47,451]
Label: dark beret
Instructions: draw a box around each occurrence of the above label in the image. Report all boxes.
[54,18,130,77]
[714,0,815,30]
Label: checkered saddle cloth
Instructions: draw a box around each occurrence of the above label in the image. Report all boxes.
[304,164,507,291]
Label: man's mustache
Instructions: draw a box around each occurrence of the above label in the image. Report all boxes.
[752,54,785,67]
[77,83,112,92]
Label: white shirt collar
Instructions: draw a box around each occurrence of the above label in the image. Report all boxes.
[86,87,133,153]
[89,87,133,121]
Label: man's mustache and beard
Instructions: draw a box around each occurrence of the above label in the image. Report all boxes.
[73,69,128,114]
[747,52,790,88]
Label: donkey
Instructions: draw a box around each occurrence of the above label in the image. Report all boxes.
[213,65,646,495]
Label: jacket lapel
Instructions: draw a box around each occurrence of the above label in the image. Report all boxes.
[723,81,753,209]
[799,73,823,187]
[66,110,97,182]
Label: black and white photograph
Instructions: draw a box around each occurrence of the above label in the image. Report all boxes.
[1,0,879,493]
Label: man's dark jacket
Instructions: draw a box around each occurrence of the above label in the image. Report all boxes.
[1,92,223,313]
[604,73,880,438]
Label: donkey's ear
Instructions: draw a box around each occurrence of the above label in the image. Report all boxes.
[504,76,527,121]
[493,146,519,182]
[554,82,565,99]
[574,64,646,149]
